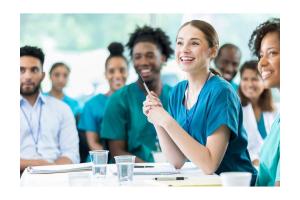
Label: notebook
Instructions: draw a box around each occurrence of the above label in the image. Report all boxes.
[27,163,92,174]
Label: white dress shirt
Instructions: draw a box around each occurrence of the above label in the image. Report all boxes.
[20,93,79,164]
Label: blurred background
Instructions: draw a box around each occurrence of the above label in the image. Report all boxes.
[20,13,279,107]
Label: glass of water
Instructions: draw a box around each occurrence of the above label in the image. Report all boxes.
[114,155,136,184]
[89,150,109,178]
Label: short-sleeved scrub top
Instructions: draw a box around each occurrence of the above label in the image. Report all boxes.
[256,115,280,186]
[168,75,257,185]
[101,82,172,162]
[78,93,109,162]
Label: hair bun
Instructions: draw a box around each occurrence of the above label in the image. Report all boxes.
[108,42,124,56]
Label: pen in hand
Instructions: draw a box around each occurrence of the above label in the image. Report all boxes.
[138,73,152,97]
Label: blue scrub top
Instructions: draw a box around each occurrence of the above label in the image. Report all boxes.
[44,92,80,116]
[78,93,109,162]
[256,115,280,186]
[168,75,257,183]
[62,95,81,116]
[230,80,239,92]
[78,93,108,135]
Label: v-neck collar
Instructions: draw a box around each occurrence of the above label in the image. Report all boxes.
[181,75,215,113]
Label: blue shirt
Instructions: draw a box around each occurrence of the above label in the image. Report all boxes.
[257,113,267,139]
[230,80,239,92]
[256,115,280,186]
[20,93,80,164]
[45,92,81,116]
[62,95,81,116]
[78,93,108,137]
[168,76,257,182]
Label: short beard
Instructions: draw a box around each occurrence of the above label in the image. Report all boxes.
[20,84,41,97]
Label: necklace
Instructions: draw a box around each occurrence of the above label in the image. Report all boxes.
[184,71,211,133]
[21,102,43,154]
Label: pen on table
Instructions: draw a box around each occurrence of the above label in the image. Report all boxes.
[134,165,155,168]
[154,177,188,181]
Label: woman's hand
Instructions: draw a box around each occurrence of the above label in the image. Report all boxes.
[143,91,162,115]
[143,91,170,126]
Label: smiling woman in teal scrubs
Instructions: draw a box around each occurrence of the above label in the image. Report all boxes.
[143,20,257,185]
[249,18,280,186]
[78,42,128,158]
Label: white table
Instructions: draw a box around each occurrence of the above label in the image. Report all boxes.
[20,162,221,187]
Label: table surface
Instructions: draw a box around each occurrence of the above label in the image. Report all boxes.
[20,162,222,187]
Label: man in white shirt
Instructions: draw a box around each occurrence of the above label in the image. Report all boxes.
[20,46,79,173]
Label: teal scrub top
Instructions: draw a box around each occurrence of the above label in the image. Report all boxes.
[78,93,109,162]
[230,80,239,92]
[62,95,81,116]
[256,115,280,186]
[168,76,257,184]
[101,82,172,162]
[78,93,108,135]
[257,113,267,139]
[45,92,80,116]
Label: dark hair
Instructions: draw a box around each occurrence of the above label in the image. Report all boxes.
[20,45,45,66]
[49,62,70,75]
[105,42,128,70]
[238,60,274,112]
[178,20,219,49]
[126,25,174,61]
[249,18,280,58]
[215,43,241,61]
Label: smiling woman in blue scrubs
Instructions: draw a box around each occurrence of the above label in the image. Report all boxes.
[143,20,257,185]
[78,42,129,157]
[249,18,280,186]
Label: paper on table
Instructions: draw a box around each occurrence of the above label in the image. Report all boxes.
[156,176,222,187]
[27,163,92,174]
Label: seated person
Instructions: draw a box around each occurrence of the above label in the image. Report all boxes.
[142,20,257,186]
[214,43,241,91]
[46,62,81,120]
[78,42,129,161]
[20,46,79,173]
[249,18,280,186]
[101,26,173,162]
[238,60,278,166]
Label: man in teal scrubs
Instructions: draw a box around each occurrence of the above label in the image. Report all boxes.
[101,25,174,162]
[214,43,241,91]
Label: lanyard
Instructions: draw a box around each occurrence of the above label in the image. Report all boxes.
[185,72,211,133]
[21,102,43,152]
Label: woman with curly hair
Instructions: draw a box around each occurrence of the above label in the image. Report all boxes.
[248,18,280,186]
[101,26,174,162]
